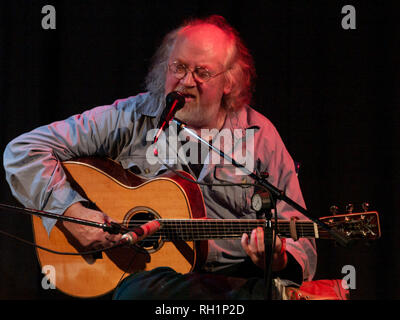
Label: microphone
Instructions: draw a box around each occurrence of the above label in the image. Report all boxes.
[153,91,185,144]
[118,220,161,246]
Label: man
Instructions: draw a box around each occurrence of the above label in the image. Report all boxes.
[3,15,316,299]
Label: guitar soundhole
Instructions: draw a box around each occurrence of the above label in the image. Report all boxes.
[124,207,163,253]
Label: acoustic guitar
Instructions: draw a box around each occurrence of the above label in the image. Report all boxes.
[31,157,381,298]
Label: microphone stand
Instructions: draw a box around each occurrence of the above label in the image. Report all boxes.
[0,203,128,235]
[171,117,352,298]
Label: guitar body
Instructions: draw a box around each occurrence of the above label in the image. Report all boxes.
[32,157,207,298]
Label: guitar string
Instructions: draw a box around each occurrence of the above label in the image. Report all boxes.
[124,228,317,236]
[124,220,318,231]
[125,231,329,242]
[124,219,317,226]
[123,226,317,238]
[123,221,318,231]
[120,220,319,241]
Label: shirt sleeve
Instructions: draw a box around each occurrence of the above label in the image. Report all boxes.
[3,100,133,234]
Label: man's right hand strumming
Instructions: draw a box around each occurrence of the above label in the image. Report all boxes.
[62,202,122,250]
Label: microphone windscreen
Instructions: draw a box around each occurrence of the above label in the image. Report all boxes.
[166,91,185,110]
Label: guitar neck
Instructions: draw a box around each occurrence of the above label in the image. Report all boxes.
[154,219,325,241]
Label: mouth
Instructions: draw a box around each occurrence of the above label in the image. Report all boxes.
[178,92,196,103]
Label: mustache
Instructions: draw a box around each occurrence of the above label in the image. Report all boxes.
[174,87,197,98]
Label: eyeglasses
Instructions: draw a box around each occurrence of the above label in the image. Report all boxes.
[168,61,226,83]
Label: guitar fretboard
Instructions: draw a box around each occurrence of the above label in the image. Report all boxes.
[128,219,325,241]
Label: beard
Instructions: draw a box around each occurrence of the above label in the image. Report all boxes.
[174,100,224,130]
[175,102,206,127]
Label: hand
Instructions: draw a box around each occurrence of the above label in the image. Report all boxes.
[62,202,122,250]
[241,227,287,271]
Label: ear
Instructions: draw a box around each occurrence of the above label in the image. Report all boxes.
[223,74,232,95]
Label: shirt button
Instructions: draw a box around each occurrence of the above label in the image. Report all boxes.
[144,168,150,174]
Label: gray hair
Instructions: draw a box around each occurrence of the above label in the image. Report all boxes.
[145,15,256,112]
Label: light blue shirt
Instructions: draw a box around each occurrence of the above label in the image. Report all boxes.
[3,92,317,281]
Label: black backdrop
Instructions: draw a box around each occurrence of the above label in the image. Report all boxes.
[0,0,398,300]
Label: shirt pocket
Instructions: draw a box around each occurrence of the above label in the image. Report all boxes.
[208,164,254,217]
[119,154,167,178]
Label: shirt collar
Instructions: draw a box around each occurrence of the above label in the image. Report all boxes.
[224,105,261,139]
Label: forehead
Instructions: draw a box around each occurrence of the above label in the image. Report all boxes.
[169,24,232,69]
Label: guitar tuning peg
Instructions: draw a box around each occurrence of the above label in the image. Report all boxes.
[362,202,370,212]
[329,205,339,215]
[346,203,354,213]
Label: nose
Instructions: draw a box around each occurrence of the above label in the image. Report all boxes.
[180,70,196,87]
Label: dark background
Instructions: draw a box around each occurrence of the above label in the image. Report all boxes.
[0,0,398,300]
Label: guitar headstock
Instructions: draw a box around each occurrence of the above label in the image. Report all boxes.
[319,210,381,241]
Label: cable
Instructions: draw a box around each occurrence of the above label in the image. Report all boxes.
[0,229,124,256]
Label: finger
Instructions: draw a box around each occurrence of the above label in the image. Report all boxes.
[105,236,116,244]
[103,213,114,223]
[250,228,264,256]
[274,235,282,254]
[89,228,116,248]
[241,233,251,256]
[256,227,264,253]
[90,239,105,251]
[250,229,258,252]
[106,233,122,244]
